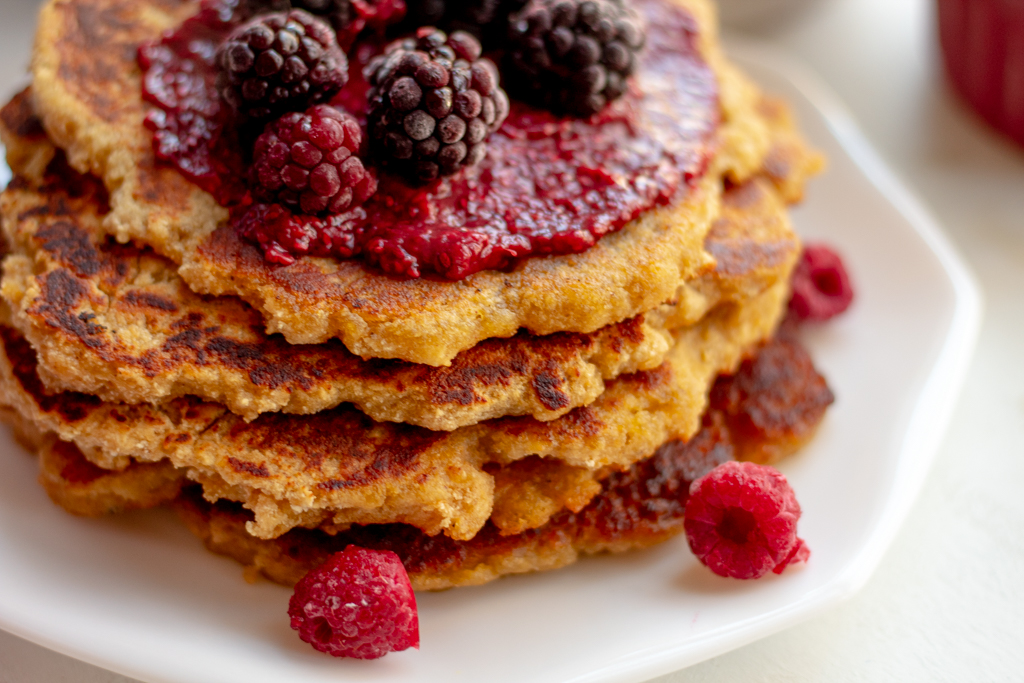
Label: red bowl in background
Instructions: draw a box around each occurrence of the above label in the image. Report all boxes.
[938,0,1024,147]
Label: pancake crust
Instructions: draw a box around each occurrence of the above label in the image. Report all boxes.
[0,264,785,542]
[0,113,799,427]
[1,404,607,538]
[22,335,832,590]
[28,0,822,365]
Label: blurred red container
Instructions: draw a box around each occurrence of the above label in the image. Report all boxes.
[938,0,1024,147]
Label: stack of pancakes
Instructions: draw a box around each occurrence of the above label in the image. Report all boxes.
[0,0,832,590]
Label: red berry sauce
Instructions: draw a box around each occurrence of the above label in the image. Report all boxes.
[139,0,719,279]
[138,0,252,206]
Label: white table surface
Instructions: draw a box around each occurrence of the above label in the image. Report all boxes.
[1,0,1022,680]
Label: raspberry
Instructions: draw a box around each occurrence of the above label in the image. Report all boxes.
[773,536,810,574]
[236,201,361,264]
[367,27,510,182]
[505,0,646,116]
[684,461,808,579]
[252,104,377,214]
[788,244,854,322]
[288,546,419,659]
[216,10,348,121]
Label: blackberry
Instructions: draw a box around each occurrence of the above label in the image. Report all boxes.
[367,27,509,182]
[505,0,646,116]
[216,10,349,120]
[252,104,377,214]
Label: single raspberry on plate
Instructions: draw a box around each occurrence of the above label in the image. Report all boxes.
[252,104,377,214]
[289,545,419,659]
[216,10,348,120]
[505,0,646,116]
[788,244,854,321]
[684,461,808,579]
[367,27,510,182]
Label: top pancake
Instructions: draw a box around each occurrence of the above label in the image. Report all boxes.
[28,0,808,365]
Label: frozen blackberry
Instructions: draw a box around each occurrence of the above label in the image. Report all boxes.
[367,27,510,182]
[505,0,646,116]
[252,104,377,214]
[216,10,349,120]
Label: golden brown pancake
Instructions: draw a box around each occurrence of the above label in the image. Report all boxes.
[0,101,800,427]
[18,334,833,590]
[29,0,821,365]
[0,259,785,542]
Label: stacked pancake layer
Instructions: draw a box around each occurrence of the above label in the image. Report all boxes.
[0,0,828,589]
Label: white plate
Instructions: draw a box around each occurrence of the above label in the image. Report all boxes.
[0,41,981,683]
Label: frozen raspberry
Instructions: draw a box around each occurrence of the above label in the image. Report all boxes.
[684,461,807,579]
[216,10,348,121]
[788,244,854,321]
[252,104,377,214]
[236,201,361,264]
[288,545,419,659]
[773,536,810,574]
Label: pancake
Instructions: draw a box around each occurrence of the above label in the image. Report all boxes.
[39,436,186,517]
[20,332,832,590]
[0,260,792,541]
[173,418,733,591]
[1,401,601,532]
[0,103,800,427]
[29,0,821,365]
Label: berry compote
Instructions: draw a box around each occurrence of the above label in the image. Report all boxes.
[140,0,719,279]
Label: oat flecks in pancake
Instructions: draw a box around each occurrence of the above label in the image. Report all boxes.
[28,337,833,590]
[0,271,785,542]
[29,0,799,365]
[0,123,799,428]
